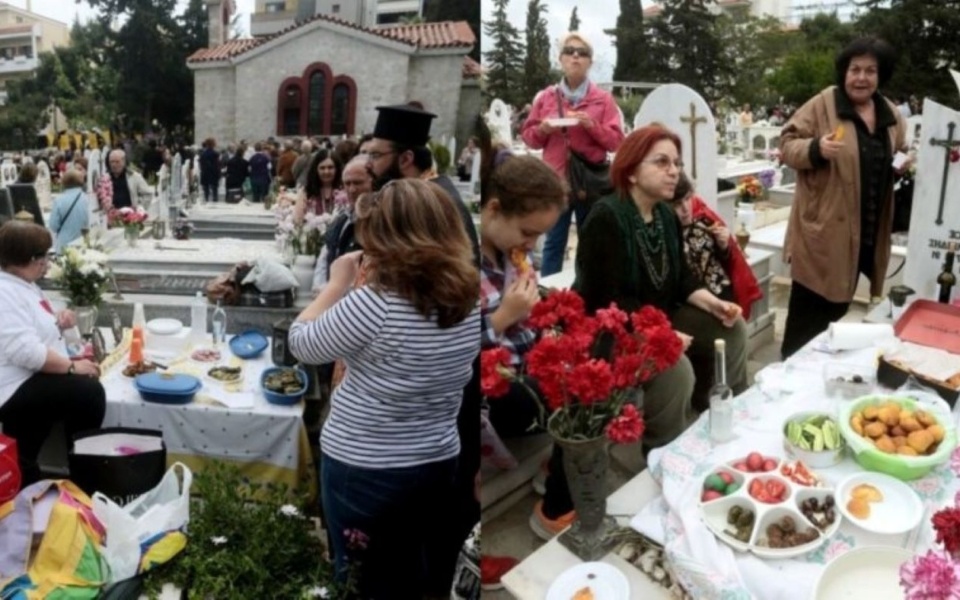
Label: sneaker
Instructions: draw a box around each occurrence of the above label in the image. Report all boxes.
[480,555,519,591]
[531,459,548,495]
[529,500,576,541]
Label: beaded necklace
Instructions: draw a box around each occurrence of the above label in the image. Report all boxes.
[634,209,669,289]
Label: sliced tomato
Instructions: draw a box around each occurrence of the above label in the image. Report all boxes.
[749,479,768,502]
[765,479,786,501]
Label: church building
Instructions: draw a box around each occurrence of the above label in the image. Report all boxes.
[187,0,479,146]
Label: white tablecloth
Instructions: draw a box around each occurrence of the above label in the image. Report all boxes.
[98,337,315,498]
[631,333,959,599]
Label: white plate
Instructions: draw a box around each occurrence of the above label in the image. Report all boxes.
[146,318,183,336]
[836,472,923,535]
[545,562,630,600]
[545,117,580,127]
[812,546,915,600]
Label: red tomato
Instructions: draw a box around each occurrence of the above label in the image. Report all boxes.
[719,472,734,485]
[733,461,749,472]
[765,479,786,501]
[702,489,724,502]
[762,458,778,472]
[749,479,767,502]
[746,452,764,472]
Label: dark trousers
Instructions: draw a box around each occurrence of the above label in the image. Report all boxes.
[251,180,270,203]
[321,453,457,600]
[0,372,106,486]
[202,181,218,202]
[424,357,481,595]
[540,202,592,277]
[781,247,874,359]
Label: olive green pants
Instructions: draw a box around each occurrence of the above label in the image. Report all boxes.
[672,304,749,413]
[640,354,696,454]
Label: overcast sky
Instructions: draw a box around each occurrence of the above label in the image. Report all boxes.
[480,0,652,84]
[18,0,257,36]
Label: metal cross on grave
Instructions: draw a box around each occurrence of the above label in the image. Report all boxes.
[679,102,707,180]
[930,121,960,225]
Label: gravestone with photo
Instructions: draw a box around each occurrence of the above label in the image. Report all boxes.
[486,98,514,145]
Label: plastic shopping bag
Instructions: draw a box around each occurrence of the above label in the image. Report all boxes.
[91,462,192,584]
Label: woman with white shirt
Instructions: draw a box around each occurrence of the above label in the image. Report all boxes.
[0,221,105,486]
[289,179,480,599]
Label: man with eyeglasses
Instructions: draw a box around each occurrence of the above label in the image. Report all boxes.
[521,31,624,277]
[311,156,372,294]
[361,103,481,598]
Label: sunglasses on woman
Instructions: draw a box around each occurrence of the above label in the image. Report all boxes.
[562,46,591,59]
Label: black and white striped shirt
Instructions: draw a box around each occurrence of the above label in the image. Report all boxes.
[289,286,480,469]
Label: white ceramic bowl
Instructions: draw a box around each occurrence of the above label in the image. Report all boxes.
[812,546,915,600]
[782,411,845,468]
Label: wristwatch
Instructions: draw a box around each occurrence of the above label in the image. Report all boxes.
[67,363,75,375]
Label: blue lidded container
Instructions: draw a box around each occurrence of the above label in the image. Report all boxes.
[260,367,307,406]
[229,330,270,359]
[134,373,202,404]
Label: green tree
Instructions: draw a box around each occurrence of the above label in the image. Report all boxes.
[482,0,525,107]
[423,0,480,61]
[766,50,836,106]
[714,13,797,108]
[612,0,647,82]
[569,7,580,32]
[853,0,960,107]
[524,0,553,103]
[646,0,724,99]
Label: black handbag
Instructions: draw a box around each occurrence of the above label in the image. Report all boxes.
[556,87,612,204]
[68,427,167,506]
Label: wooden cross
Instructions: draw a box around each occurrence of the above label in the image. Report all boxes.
[680,102,708,180]
[930,121,960,226]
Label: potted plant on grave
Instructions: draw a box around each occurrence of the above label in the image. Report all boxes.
[481,290,683,560]
[736,175,765,205]
[46,247,111,337]
[141,462,356,599]
[173,218,195,241]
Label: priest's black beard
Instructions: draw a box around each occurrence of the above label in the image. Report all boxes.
[371,160,404,191]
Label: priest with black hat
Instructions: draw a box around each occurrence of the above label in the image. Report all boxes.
[364,104,480,264]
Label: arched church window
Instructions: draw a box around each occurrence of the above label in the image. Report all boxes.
[331,83,350,135]
[280,84,301,136]
[276,63,356,136]
[307,71,326,135]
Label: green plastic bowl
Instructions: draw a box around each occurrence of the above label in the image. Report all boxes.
[838,394,957,481]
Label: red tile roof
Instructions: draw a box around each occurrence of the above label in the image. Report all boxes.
[463,56,481,79]
[188,15,474,64]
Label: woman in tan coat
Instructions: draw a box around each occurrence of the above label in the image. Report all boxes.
[780,37,908,358]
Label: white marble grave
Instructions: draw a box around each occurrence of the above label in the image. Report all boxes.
[106,235,286,276]
[903,97,960,301]
[35,160,51,210]
[86,149,102,193]
[486,98,513,145]
[0,160,17,188]
[634,83,718,208]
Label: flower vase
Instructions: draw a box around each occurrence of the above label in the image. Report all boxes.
[124,227,140,247]
[292,254,316,299]
[735,222,751,252]
[548,413,618,561]
[73,305,99,339]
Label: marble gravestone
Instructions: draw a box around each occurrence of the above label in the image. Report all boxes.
[0,160,15,188]
[171,153,183,203]
[35,160,51,210]
[906,115,924,152]
[486,99,513,145]
[903,97,960,301]
[635,83,718,209]
[87,149,102,194]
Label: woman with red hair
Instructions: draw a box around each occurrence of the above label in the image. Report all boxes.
[574,125,749,414]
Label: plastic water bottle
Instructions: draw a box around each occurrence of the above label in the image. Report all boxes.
[709,339,735,443]
[191,291,207,342]
[211,300,227,346]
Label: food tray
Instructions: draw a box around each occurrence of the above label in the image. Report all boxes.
[823,362,876,400]
[697,455,842,559]
[230,330,269,359]
[894,299,960,354]
[134,373,201,405]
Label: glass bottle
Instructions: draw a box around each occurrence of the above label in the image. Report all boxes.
[191,291,207,342]
[709,339,734,443]
[211,300,227,346]
[937,248,956,304]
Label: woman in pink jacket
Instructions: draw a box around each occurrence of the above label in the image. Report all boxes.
[521,32,625,277]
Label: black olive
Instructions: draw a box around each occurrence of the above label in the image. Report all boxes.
[728,506,743,524]
[852,374,864,383]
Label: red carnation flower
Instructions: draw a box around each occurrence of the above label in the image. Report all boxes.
[933,506,960,555]
[596,304,629,333]
[605,404,645,444]
[480,347,513,398]
[631,305,671,331]
[567,359,614,405]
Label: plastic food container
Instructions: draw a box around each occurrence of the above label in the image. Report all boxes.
[697,455,842,559]
[134,373,201,404]
[823,363,876,400]
[229,330,269,359]
[260,367,307,406]
[837,393,957,480]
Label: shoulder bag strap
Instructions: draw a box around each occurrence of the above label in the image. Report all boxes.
[555,86,571,151]
[54,189,84,234]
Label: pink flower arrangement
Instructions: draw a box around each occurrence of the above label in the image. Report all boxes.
[900,447,960,598]
[96,173,113,212]
[107,206,148,230]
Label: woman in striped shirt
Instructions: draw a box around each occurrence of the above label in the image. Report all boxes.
[289,178,480,599]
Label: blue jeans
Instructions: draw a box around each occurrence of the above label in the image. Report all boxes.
[539,201,591,277]
[250,180,269,203]
[321,453,457,599]
[202,182,218,202]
